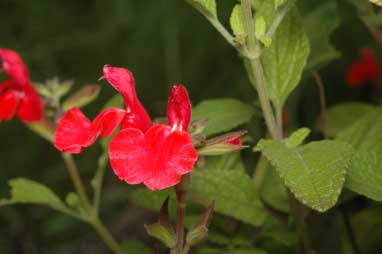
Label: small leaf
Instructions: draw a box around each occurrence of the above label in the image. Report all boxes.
[144,223,176,248]
[337,108,382,200]
[0,178,69,213]
[284,127,310,148]
[255,16,267,39]
[261,7,310,108]
[255,140,353,212]
[189,170,267,226]
[192,99,255,137]
[65,192,80,208]
[62,85,101,110]
[230,4,245,37]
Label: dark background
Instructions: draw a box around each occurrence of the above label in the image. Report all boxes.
[0,0,376,253]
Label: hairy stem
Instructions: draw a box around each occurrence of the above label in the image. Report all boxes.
[240,1,311,253]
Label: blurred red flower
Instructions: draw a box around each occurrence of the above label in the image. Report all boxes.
[345,48,380,87]
[0,49,43,122]
[54,65,198,190]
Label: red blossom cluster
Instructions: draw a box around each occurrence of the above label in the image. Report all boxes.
[0,49,43,122]
[345,48,381,87]
[54,65,198,190]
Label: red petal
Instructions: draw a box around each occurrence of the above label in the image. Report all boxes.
[109,124,198,190]
[345,48,379,87]
[144,125,197,190]
[54,107,97,153]
[103,65,152,131]
[0,49,30,87]
[0,88,20,122]
[167,85,191,131]
[102,65,137,104]
[17,84,43,122]
[92,108,126,138]
[109,128,151,184]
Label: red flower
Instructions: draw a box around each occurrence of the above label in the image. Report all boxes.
[54,65,198,190]
[0,49,43,122]
[345,48,379,87]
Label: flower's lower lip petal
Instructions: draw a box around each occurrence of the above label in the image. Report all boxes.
[92,108,126,138]
[16,84,43,122]
[109,128,151,184]
[143,173,181,191]
[54,107,97,153]
[0,88,19,122]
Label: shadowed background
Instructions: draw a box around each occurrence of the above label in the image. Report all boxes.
[0,0,377,253]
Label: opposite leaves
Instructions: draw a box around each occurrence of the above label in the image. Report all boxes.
[255,139,353,212]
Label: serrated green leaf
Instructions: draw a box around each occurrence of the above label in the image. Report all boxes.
[0,178,69,213]
[255,140,353,212]
[284,127,310,148]
[325,103,375,137]
[302,2,341,70]
[337,108,382,200]
[261,7,310,108]
[189,170,267,226]
[230,4,245,36]
[192,99,255,137]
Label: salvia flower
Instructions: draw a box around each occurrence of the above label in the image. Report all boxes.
[345,48,380,87]
[197,130,247,156]
[0,49,43,122]
[54,65,198,190]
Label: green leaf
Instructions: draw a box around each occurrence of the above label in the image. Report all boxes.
[189,170,267,226]
[192,99,255,136]
[325,103,375,137]
[129,188,175,212]
[119,240,152,254]
[260,165,289,213]
[255,16,267,39]
[261,7,310,108]
[337,108,382,201]
[230,4,245,36]
[255,140,353,212]
[188,0,217,18]
[302,2,341,70]
[0,178,69,213]
[284,127,310,148]
[198,152,246,173]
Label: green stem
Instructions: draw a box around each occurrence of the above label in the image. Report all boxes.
[61,153,122,253]
[91,216,122,253]
[240,1,310,253]
[240,0,281,140]
[61,153,92,211]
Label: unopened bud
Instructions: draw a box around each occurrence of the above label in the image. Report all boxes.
[197,130,247,156]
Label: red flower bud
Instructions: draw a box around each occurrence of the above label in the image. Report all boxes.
[167,85,191,131]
